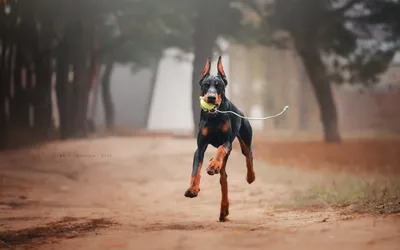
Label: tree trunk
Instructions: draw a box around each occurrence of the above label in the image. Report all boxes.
[295,45,341,143]
[144,59,161,129]
[33,18,55,137]
[0,75,7,148]
[69,23,95,138]
[34,56,53,135]
[0,40,8,149]
[87,64,101,133]
[56,22,92,139]
[71,55,91,138]
[101,59,115,131]
[10,47,30,129]
[191,0,218,136]
[86,24,100,134]
[56,39,73,139]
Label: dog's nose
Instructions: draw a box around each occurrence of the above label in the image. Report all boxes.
[207,95,216,103]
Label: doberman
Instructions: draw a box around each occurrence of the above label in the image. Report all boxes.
[184,56,256,222]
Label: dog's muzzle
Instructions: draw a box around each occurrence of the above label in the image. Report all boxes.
[207,94,217,104]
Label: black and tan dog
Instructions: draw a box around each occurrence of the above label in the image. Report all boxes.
[184,56,255,222]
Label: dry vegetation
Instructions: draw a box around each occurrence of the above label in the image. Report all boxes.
[253,139,400,214]
[253,139,400,174]
[280,176,400,214]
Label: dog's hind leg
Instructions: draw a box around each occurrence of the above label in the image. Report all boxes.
[237,119,255,184]
[219,154,230,222]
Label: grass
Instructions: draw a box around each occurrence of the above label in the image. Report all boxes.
[252,138,400,214]
[253,139,400,175]
[253,160,399,215]
[281,176,400,214]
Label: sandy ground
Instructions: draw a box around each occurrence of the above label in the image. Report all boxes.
[0,137,399,250]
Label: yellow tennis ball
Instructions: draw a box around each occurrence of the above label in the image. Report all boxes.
[199,97,216,111]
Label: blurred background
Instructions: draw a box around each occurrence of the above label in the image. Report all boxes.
[0,0,400,249]
[0,0,399,145]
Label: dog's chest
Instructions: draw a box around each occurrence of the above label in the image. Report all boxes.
[205,119,231,147]
[206,119,230,133]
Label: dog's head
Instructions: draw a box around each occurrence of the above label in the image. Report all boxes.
[199,56,228,108]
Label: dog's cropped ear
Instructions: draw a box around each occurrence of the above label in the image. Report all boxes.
[199,57,211,84]
[217,56,228,86]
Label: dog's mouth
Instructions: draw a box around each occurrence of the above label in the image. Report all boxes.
[200,95,221,115]
[207,104,220,115]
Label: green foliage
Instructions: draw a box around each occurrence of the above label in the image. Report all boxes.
[102,0,195,70]
[5,0,399,85]
[353,0,400,41]
[1,0,198,70]
[243,0,400,86]
[214,0,244,39]
[101,0,249,68]
[346,43,396,85]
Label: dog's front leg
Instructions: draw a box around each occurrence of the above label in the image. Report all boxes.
[184,142,207,198]
[206,142,232,176]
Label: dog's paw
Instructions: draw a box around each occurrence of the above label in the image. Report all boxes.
[246,170,256,184]
[219,207,229,222]
[184,188,199,198]
[206,159,222,175]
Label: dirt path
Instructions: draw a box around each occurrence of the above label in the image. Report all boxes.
[0,137,399,250]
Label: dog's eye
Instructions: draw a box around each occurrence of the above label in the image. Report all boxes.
[205,82,210,87]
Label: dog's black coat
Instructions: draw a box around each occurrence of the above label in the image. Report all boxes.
[184,56,255,222]
[193,81,253,175]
